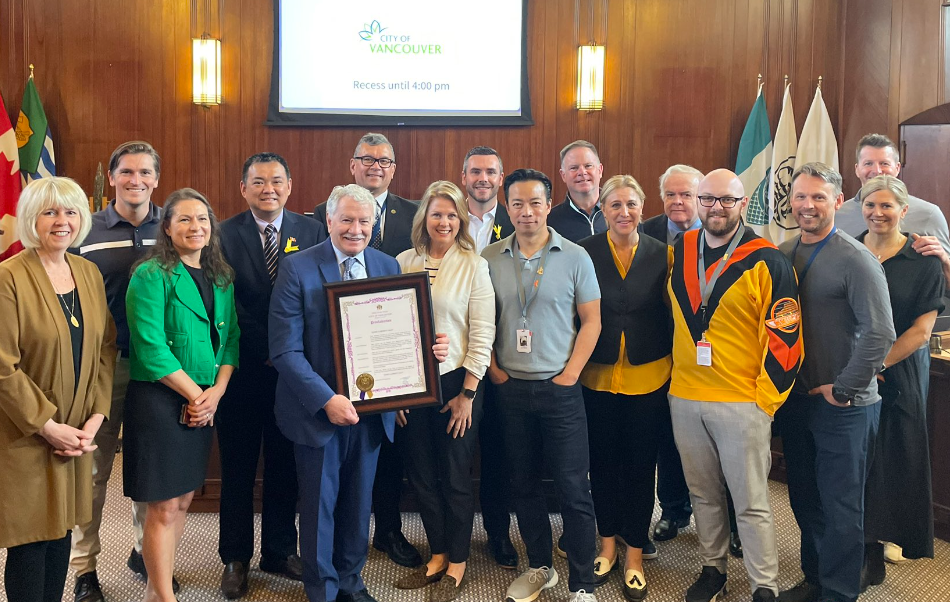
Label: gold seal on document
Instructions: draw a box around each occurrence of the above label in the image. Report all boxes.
[356,373,375,392]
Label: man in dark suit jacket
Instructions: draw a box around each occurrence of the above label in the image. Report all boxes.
[639,164,703,247]
[312,133,421,567]
[460,145,518,569]
[217,153,326,599]
[270,184,447,602]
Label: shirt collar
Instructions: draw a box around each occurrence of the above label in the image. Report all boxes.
[470,202,497,221]
[375,191,388,206]
[564,193,600,216]
[668,216,701,234]
[104,199,162,228]
[330,243,367,268]
[254,210,284,234]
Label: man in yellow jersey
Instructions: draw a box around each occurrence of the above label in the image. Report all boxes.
[667,169,802,602]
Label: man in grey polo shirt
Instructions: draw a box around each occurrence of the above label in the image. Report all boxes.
[483,168,602,602]
[69,141,173,602]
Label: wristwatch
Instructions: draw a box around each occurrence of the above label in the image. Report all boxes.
[462,388,477,400]
[831,384,853,404]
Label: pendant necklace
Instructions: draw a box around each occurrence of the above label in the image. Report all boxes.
[58,289,80,328]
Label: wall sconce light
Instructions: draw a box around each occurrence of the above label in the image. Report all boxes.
[576,44,605,110]
[192,35,221,106]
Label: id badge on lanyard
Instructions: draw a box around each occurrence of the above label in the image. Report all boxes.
[696,225,744,366]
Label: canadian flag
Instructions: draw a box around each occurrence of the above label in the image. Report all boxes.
[0,91,22,260]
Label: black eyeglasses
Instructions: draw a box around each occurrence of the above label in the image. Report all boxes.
[354,156,395,168]
[697,195,742,208]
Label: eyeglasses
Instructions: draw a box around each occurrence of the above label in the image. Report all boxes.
[697,195,742,208]
[354,156,395,168]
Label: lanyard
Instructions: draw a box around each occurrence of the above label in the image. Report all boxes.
[697,223,745,330]
[511,240,551,328]
[792,226,837,282]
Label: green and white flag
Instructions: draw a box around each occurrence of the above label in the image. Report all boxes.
[736,85,772,238]
[768,84,798,244]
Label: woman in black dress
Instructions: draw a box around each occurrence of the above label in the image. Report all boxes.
[124,189,239,602]
[857,175,945,587]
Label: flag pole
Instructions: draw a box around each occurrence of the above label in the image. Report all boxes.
[29,64,34,79]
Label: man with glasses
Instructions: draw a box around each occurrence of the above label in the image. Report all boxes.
[668,169,802,602]
[313,132,421,568]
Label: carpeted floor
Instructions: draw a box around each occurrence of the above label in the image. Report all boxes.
[1,456,947,602]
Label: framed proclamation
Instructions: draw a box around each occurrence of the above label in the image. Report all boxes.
[325,272,443,414]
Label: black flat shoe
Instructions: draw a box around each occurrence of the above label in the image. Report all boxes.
[338,588,379,602]
[373,530,423,567]
[488,535,519,569]
[728,531,743,559]
[128,548,180,593]
[221,561,249,599]
[652,515,690,541]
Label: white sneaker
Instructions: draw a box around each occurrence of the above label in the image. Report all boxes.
[566,589,597,602]
[883,542,909,564]
[506,566,558,602]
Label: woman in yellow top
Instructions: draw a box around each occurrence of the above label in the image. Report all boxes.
[0,177,116,602]
[577,175,673,602]
[393,181,495,602]
[124,189,239,602]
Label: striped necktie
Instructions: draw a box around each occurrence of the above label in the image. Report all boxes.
[264,224,278,284]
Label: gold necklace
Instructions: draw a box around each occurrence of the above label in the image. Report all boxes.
[58,289,80,328]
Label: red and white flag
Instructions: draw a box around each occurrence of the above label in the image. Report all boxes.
[0,91,23,260]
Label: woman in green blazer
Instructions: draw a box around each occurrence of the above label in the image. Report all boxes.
[124,188,239,602]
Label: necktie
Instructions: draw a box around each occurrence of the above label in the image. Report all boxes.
[264,224,279,284]
[370,200,385,250]
[342,257,358,281]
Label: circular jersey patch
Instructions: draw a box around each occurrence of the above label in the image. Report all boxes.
[766,297,801,333]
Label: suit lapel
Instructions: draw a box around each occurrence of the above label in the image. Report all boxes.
[317,242,343,284]
[171,262,210,321]
[237,211,269,286]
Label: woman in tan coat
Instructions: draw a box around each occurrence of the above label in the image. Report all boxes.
[0,177,116,602]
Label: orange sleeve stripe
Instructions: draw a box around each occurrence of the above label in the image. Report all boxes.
[767,328,802,371]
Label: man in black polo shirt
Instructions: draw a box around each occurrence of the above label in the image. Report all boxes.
[548,140,607,242]
[69,141,170,602]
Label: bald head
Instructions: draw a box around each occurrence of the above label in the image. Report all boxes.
[697,169,748,243]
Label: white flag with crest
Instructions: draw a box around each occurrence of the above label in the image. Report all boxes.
[768,84,798,244]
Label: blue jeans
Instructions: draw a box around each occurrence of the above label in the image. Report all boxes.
[777,392,880,602]
[498,377,596,592]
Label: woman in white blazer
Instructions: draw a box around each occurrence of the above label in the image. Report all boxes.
[393,181,495,602]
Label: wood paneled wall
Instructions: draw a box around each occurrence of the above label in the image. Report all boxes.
[0,0,852,220]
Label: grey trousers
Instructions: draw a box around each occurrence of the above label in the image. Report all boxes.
[70,357,147,576]
[669,394,778,595]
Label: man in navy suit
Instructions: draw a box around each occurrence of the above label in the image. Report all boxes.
[313,132,422,567]
[217,153,326,598]
[270,184,447,602]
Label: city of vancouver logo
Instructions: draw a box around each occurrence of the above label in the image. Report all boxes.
[359,20,386,41]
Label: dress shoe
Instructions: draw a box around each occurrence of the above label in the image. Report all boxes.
[395,565,446,589]
[74,571,104,602]
[488,534,519,569]
[221,561,249,599]
[260,554,304,581]
[753,587,777,602]
[652,515,690,541]
[127,548,180,593]
[728,531,743,559]
[337,588,379,602]
[642,541,658,560]
[592,552,618,586]
[623,568,647,601]
[777,580,820,602]
[373,530,423,567]
[430,573,464,602]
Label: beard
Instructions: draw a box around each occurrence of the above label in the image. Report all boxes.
[701,211,741,238]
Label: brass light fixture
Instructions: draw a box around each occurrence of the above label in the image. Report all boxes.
[192,0,222,106]
[575,0,607,110]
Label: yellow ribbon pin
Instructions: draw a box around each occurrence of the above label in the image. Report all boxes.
[284,237,299,253]
[493,224,502,240]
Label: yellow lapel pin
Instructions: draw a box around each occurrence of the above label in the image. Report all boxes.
[284,237,299,253]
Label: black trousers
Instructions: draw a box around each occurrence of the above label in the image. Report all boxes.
[217,365,299,564]
[584,385,669,548]
[478,379,512,541]
[372,422,407,537]
[499,378,597,592]
[403,368,484,562]
[4,532,71,602]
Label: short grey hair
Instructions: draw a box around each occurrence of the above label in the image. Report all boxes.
[17,177,93,249]
[559,140,600,165]
[354,132,395,161]
[791,162,843,198]
[659,164,703,195]
[326,184,378,223]
[859,175,908,208]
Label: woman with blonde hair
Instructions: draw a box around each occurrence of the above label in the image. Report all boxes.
[392,180,495,602]
[0,177,116,602]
